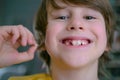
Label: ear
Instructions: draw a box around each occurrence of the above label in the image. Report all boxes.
[105,46,110,52]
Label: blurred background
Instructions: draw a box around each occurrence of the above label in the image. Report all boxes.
[0,0,120,80]
[0,0,47,80]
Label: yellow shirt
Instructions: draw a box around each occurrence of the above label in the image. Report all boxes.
[9,74,52,80]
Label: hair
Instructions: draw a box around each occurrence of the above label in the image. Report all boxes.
[34,0,116,80]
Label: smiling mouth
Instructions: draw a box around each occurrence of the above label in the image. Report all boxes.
[61,38,92,46]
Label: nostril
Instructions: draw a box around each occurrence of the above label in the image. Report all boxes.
[79,27,83,29]
[69,26,83,30]
[70,27,75,30]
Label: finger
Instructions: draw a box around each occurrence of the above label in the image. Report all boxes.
[24,27,36,45]
[11,26,20,44]
[27,43,38,55]
[0,26,12,41]
[18,25,27,46]
[17,44,38,62]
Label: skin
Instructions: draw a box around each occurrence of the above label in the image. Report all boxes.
[0,25,37,68]
[45,1,107,80]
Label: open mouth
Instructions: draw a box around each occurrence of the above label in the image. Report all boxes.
[61,37,92,46]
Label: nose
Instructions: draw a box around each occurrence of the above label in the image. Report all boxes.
[67,19,85,31]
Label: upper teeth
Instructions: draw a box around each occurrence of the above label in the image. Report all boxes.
[72,40,87,46]
[64,40,88,46]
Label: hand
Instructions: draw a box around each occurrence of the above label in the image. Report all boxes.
[0,25,38,68]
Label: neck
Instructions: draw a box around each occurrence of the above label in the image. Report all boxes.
[50,60,99,80]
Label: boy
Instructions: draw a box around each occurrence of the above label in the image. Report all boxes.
[0,0,116,80]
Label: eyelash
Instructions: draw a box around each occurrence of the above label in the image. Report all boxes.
[84,16,96,20]
[56,15,96,21]
[56,16,69,20]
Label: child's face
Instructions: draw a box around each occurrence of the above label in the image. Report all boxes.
[45,2,107,68]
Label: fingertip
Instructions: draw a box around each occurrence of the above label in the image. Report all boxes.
[28,36,36,46]
[28,44,38,54]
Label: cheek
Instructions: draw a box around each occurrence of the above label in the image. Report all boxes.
[46,22,64,34]
[92,22,107,39]
[46,22,65,36]
[91,23,107,49]
[95,27,106,36]
[96,27,107,51]
[45,23,63,56]
[45,23,63,45]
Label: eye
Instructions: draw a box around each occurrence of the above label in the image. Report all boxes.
[84,16,96,20]
[56,16,69,20]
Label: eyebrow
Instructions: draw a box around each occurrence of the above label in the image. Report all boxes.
[48,6,68,15]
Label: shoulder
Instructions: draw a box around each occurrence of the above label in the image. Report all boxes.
[8,73,52,80]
